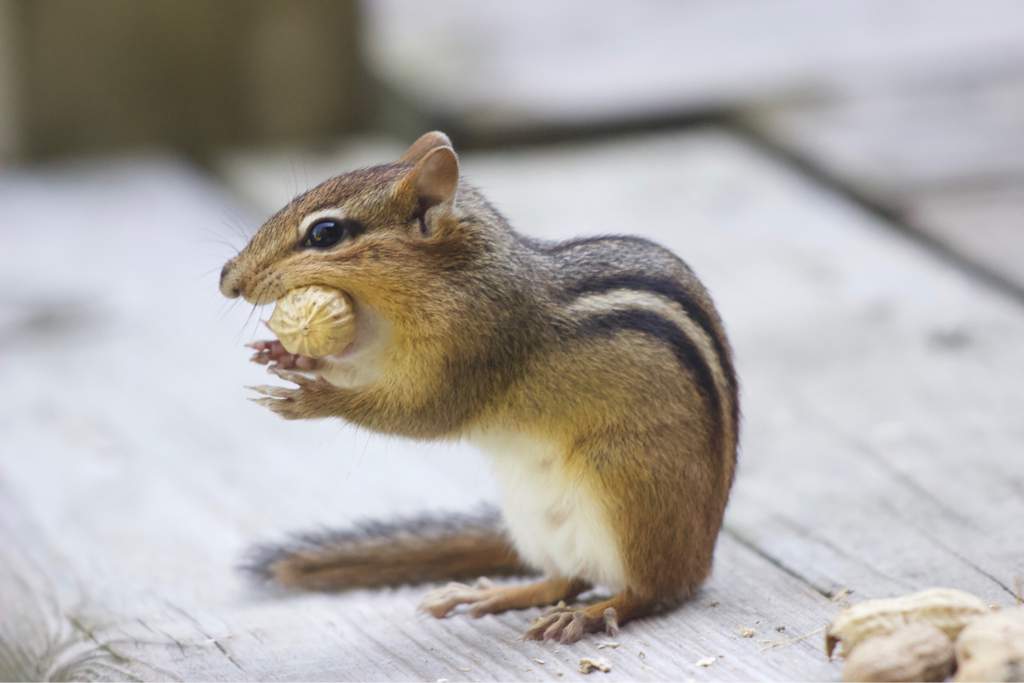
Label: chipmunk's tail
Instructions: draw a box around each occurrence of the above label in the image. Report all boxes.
[242,505,530,591]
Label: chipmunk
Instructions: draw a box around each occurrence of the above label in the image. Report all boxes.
[219,131,739,643]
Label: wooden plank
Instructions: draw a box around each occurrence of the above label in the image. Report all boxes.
[35,537,837,682]
[747,70,1024,292]
[749,72,1024,199]
[0,483,77,682]
[907,184,1024,295]
[363,0,1024,140]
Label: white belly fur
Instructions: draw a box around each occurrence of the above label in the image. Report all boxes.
[470,429,627,590]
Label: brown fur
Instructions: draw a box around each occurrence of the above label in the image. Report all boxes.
[243,507,530,590]
[420,576,589,619]
[222,132,740,641]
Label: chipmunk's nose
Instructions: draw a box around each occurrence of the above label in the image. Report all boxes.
[219,259,241,298]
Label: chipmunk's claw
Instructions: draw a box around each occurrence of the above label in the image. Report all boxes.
[267,365,316,385]
[524,605,619,644]
[247,366,335,419]
[245,384,294,399]
[246,339,319,370]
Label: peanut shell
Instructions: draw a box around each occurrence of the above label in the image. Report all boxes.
[841,624,954,682]
[954,606,1024,682]
[267,286,356,358]
[826,588,989,658]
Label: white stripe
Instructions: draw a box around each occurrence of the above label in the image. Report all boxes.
[296,207,347,241]
[568,289,729,415]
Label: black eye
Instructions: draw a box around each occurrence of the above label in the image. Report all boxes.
[302,219,361,249]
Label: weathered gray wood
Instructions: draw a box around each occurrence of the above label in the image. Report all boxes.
[17,537,836,682]
[749,72,1024,199]
[747,71,1024,292]
[0,154,840,681]
[0,484,75,682]
[363,0,1024,138]
[907,184,1024,292]
[5,126,1024,680]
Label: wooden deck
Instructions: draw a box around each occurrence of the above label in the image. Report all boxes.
[3,4,1024,680]
[1,128,1021,681]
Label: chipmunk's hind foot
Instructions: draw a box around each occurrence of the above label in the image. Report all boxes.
[419,576,587,619]
[524,590,652,643]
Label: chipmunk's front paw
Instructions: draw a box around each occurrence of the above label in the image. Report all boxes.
[247,366,334,419]
[246,340,320,370]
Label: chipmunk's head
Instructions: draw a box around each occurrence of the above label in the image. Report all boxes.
[219,131,473,317]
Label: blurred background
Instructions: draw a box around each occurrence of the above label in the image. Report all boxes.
[2,2,1023,680]
[2,0,1023,284]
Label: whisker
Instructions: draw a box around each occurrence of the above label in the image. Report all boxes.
[193,263,226,283]
[220,208,257,243]
[234,300,261,345]
[243,302,258,335]
[198,235,243,253]
[217,297,240,322]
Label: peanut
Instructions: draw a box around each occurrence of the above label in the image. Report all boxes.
[955,606,1024,682]
[841,624,954,682]
[267,286,356,358]
[826,588,989,658]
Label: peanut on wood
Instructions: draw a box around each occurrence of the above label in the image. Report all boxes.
[826,588,990,659]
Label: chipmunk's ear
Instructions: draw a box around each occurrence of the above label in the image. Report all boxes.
[399,131,453,164]
[399,145,459,209]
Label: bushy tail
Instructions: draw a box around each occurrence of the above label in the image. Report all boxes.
[242,505,531,591]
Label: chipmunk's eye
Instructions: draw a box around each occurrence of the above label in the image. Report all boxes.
[302,219,362,249]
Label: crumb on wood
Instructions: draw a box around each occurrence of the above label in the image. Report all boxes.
[738,627,756,638]
[696,656,717,668]
[579,657,612,674]
[775,625,786,633]
[534,658,545,665]
[596,641,621,649]
[638,651,647,660]
[830,587,853,602]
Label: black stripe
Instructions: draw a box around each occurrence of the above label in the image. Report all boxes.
[576,308,724,455]
[565,272,738,405]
